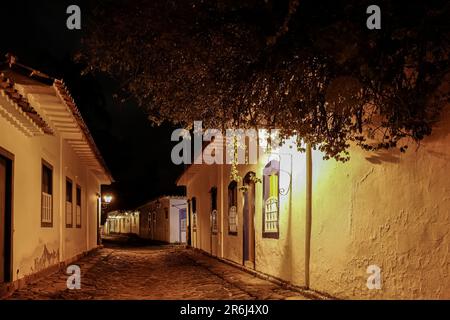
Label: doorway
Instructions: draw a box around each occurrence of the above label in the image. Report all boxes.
[243,172,256,269]
[179,208,186,243]
[0,149,13,284]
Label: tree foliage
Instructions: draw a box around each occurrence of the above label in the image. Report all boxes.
[77,0,449,161]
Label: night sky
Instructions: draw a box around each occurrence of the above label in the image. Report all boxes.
[0,0,186,210]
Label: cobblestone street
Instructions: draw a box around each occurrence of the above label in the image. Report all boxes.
[6,241,312,300]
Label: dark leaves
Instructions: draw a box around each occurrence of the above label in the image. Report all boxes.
[78,0,449,162]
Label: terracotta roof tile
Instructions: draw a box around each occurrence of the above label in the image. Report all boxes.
[0,72,53,135]
[1,57,113,182]
[53,79,113,182]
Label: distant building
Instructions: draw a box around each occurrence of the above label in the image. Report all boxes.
[137,196,187,243]
[0,59,112,293]
[104,210,139,235]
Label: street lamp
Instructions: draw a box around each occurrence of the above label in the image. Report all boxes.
[103,194,113,204]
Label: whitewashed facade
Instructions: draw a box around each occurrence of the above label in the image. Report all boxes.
[0,62,112,294]
[137,196,187,243]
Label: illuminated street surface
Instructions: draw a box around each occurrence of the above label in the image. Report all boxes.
[7,240,312,300]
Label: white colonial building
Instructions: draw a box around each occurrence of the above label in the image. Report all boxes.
[137,196,187,243]
[0,59,112,295]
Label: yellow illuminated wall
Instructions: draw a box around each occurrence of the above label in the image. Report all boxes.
[180,113,450,298]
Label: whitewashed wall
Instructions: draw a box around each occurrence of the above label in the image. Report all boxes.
[0,112,102,281]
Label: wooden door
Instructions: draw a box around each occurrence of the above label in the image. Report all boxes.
[243,173,256,268]
[0,153,12,283]
[0,156,6,282]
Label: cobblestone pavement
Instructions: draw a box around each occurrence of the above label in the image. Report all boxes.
[6,242,311,300]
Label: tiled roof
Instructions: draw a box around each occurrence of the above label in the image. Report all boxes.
[0,56,113,183]
[0,72,53,135]
[53,79,113,182]
[136,195,187,210]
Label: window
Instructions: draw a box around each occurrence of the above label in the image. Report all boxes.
[263,160,280,238]
[210,187,218,234]
[66,179,73,228]
[76,186,82,228]
[164,207,169,219]
[228,181,238,235]
[41,161,53,227]
[191,197,197,232]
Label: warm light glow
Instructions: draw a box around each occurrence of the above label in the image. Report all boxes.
[103,194,113,204]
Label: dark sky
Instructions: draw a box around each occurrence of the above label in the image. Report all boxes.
[1,0,186,210]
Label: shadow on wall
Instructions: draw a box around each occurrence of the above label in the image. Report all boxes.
[365,150,401,164]
[421,102,450,161]
[365,103,450,165]
[32,245,59,273]
[426,76,450,144]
